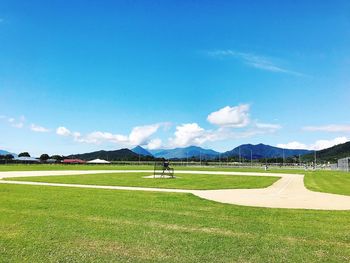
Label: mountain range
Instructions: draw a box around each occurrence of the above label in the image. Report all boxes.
[131,146,153,157]
[149,146,220,159]
[0,150,17,157]
[2,140,349,162]
[68,148,150,161]
[222,144,312,160]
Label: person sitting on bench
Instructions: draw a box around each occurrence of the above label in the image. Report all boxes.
[163,160,170,173]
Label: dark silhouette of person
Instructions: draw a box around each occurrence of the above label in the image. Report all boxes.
[163,160,170,172]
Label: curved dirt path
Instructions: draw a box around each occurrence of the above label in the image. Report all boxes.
[1,170,350,210]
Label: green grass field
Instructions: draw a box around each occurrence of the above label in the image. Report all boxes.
[1,184,349,262]
[304,170,350,196]
[1,165,350,262]
[5,172,279,190]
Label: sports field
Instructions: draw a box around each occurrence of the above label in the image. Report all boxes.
[1,165,350,262]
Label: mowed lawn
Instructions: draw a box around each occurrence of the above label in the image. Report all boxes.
[1,184,350,263]
[5,172,279,190]
[304,170,350,196]
[0,164,303,173]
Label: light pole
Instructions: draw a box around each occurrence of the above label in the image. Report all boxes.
[239,147,241,166]
[314,150,317,169]
[250,149,253,168]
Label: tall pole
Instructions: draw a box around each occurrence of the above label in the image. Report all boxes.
[186,152,188,166]
[314,150,317,169]
[250,149,253,168]
[199,151,202,166]
[219,153,221,166]
[239,147,241,165]
[282,148,285,167]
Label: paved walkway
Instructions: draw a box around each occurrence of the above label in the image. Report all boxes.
[1,170,350,210]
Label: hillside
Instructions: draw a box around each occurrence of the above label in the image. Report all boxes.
[302,141,350,163]
[68,148,154,161]
[223,144,311,160]
[0,150,17,157]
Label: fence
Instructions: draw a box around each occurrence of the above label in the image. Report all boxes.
[338,157,350,172]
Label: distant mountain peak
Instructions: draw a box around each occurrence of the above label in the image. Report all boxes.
[131,145,153,157]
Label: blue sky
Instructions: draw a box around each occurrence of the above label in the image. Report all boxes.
[0,0,350,156]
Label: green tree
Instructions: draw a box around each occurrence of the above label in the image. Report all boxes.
[51,155,63,161]
[40,154,50,161]
[18,152,30,157]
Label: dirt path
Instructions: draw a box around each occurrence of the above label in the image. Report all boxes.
[1,170,350,210]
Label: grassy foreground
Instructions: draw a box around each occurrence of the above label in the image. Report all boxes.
[1,184,350,262]
[5,172,279,190]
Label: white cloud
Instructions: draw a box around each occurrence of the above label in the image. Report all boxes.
[277,141,308,150]
[277,137,348,151]
[30,124,50,133]
[310,137,348,150]
[303,125,350,133]
[169,123,209,147]
[56,126,72,136]
[146,138,162,150]
[208,50,304,76]
[7,116,25,128]
[79,131,128,144]
[207,104,250,127]
[57,123,163,147]
[128,124,160,145]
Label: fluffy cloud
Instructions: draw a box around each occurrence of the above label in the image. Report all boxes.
[303,125,350,133]
[169,123,208,147]
[207,105,250,127]
[56,126,72,136]
[277,141,308,150]
[30,124,50,133]
[129,124,161,145]
[56,123,163,147]
[146,138,162,150]
[277,137,348,151]
[310,137,348,150]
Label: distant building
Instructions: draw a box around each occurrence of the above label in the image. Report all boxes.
[62,159,86,164]
[338,157,350,172]
[14,157,40,163]
[86,159,111,164]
